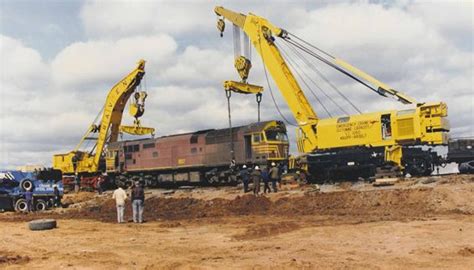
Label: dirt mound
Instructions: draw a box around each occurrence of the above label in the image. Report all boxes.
[1,184,472,224]
[0,251,30,265]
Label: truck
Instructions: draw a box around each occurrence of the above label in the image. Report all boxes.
[0,170,63,212]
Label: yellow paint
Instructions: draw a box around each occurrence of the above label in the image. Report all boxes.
[215,7,449,167]
[53,60,155,174]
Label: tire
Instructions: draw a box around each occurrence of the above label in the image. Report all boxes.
[20,179,33,191]
[35,199,48,212]
[14,198,29,212]
[28,219,57,231]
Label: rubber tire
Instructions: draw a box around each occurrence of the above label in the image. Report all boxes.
[28,219,57,231]
[20,179,33,191]
[14,198,29,212]
[35,199,47,212]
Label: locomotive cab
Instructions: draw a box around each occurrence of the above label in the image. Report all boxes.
[244,121,289,166]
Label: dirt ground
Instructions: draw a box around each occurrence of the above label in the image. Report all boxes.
[1,174,473,269]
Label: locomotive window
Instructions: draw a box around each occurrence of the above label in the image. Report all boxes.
[133,145,140,152]
[265,131,288,141]
[143,143,155,149]
[190,134,199,144]
[191,147,197,154]
[253,133,261,143]
[152,151,159,158]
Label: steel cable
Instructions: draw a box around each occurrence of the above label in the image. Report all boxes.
[279,39,362,114]
[277,42,333,118]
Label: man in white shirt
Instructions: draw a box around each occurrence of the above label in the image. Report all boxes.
[112,186,127,223]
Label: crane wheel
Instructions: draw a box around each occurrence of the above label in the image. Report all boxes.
[14,199,29,212]
[35,199,48,212]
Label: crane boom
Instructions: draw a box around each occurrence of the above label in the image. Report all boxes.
[53,60,155,174]
[215,7,449,178]
[215,6,319,152]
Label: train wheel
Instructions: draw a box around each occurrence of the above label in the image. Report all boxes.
[209,176,218,184]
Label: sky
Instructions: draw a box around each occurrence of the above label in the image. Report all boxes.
[0,0,473,168]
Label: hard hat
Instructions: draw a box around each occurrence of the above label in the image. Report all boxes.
[53,184,58,188]
[242,165,247,169]
[271,162,276,166]
[255,165,260,170]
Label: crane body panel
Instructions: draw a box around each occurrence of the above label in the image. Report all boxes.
[215,7,449,180]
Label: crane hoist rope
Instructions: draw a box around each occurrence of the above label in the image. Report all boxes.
[278,38,362,114]
[277,41,334,117]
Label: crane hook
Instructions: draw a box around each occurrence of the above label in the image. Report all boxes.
[217,18,225,37]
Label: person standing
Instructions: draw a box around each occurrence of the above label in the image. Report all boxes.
[251,166,262,195]
[269,162,280,192]
[74,173,80,193]
[131,181,145,223]
[24,188,33,212]
[96,174,105,195]
[240,165,250,193]
[53,185,61,207]
[262,167,271,194]
[112,185,127,223]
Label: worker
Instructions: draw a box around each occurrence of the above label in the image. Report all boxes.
[251,165,262,195]
[269,162,280,192]
[131,181,145,223]
[240,165,250,193]
[96,174,105,195]
[24,187,33,212]
[74,173,80,193]
[53,185,61,207]
[112,185,127,223]
[262,167,271,194]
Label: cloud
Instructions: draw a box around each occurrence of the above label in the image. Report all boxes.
[80,0,215,39]
[51,35,177,87]
[0,1,472,169]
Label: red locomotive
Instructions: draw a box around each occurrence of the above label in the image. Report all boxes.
[105,120,289,186]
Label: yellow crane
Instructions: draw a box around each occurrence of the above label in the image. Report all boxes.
[53,60,155,176]
[214,7,449,180]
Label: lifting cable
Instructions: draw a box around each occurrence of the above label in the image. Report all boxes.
[277,41,333,118]
[279,40,349,115]
[225,90,235,161]
[279,39,362,114]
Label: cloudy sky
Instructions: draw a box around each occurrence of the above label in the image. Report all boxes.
[0,0,472,168]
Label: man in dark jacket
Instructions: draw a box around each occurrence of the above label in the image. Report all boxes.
[53,185,61,207]
[251,166,262,195]
[239,165,250,193]
[269,162,280,192]
[131,181,145,223]
[262,167,271,194]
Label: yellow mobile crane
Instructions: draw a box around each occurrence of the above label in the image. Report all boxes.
[53,60,155,177]
[215,7,449,181]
